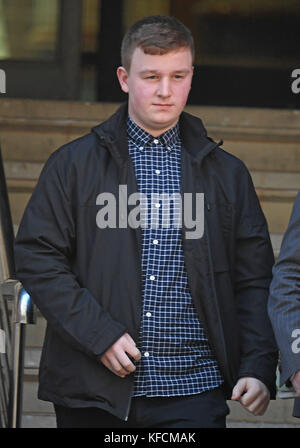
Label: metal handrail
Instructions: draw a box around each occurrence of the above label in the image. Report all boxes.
[0,145,37,428]
[2,280,36,428]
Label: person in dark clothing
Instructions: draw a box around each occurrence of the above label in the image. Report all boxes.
[14,15,278,428]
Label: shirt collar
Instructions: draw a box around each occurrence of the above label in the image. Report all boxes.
[127,116,180,151]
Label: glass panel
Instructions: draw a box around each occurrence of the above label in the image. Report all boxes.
[123,0,170,30]
[171,0,300,69]
[0,0,59,61]
[80,0,102,101]
[82,0,101,54]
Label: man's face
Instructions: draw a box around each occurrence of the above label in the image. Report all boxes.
[117,46,194,136]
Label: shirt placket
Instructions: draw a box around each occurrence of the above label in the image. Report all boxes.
[140,140,166,382]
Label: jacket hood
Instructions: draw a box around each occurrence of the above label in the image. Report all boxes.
[91,102,223,165]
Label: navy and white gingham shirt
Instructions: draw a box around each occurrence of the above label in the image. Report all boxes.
[127,117,223,397]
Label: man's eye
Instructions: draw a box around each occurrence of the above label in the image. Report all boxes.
[146,75,158,80]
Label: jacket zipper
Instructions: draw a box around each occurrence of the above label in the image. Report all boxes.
[125,156,144,422]
[124,225,143,419]
[125,389,133,421]
[99,134,141,422]
[181,143,230,388]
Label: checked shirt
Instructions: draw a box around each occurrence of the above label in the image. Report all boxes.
[127,117,223,397]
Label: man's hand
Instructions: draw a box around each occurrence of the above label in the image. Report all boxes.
[231,377,270,415]
[291,370,300,396]
[100,333,141,378]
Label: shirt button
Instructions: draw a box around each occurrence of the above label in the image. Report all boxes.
[155,202,160,208]
[150,275,155,280]
[144,352,150,357]
[155,169,160,174]
[146,312,152,317]
[153,239,159,245]
[139,146,144,151]
[153,139,159,144]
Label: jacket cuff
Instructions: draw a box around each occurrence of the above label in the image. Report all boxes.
[95,327,128,362]
[279,361,300,387]
[93,318,128,360]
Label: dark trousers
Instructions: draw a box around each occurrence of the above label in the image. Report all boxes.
[54,387,229,428]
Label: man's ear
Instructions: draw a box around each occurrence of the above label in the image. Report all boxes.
[117,66,129,94]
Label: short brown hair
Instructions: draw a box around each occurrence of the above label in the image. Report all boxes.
[121,15,195,71]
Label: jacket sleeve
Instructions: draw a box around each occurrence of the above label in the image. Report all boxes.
[14,148,127,360]
[268,192,300,386]
[234,164,278,396]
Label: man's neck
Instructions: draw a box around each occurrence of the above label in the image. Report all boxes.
[128,115,179,138]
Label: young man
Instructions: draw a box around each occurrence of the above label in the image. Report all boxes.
[14,15,278,428]
[268,192,300,418]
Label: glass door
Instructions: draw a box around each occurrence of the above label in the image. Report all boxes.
[0,0,82,100]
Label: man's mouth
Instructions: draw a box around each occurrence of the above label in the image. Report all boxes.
[153,103,173,108]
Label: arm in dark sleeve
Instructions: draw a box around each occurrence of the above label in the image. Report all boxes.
[14,148,126,360]
[268,192,300,386]
[234,165,278,396]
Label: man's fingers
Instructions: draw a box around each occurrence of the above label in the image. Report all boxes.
[102,349,135,376]
[231,379,246,400]
[238,379,270,415]
[123,335,142,360]
[101,355,127,378]
[240,392,259,410]
[241,394,269,415]
[100,333,141,378]
[231,377,270,416]
[291,370,300,396]
[101,356,125,378]
[240,388,259,407]
[253,399,269,416]
[110,354,131,376]
[117,351,137,373]
[124,333,136,345]
[126,345,142,362]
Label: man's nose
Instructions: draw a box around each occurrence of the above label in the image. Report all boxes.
[157,78,171,97]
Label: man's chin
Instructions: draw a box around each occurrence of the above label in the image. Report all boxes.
[150,114,179,130]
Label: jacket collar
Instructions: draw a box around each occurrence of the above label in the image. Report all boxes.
[92,102,222,165]
[179,111,223,164]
